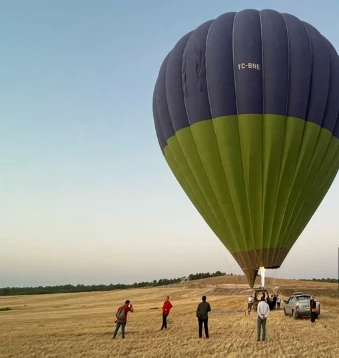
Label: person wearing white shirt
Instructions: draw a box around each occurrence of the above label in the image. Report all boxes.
[276,295,281,309]
[257,297,270,341]
[247,295,254,312]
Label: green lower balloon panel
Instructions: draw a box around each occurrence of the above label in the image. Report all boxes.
[163,114,339,287]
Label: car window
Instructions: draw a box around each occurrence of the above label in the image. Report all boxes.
[296,295,310,301]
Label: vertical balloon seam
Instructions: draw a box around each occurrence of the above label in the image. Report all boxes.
[236,12,261,271]
[285,39,339,240]
[322,39,339,126]
[268,11,290,265]
[181,26,224,228]
[281,127,330,252]
[154,53,219,234]
[279,24,331,243]
[273,119,308,255]
[285,157,338,250]
[209,13,255,270]
[206,13,255,269]
[196,21,244,255]
[249,10,264,266]
[164,28,241,249]
[232,11,261,270]
[287,132,339,252]
[163,37,217,228]
[252,10,265,267]
[334,107,339,138]
[259,9,266,267]
[233,12,261,273]
[270,119,301,264]
[152,87,167,153]
[163,44,225,236]
[209,118,249,259]
[202,28,249,259]
[282,39,333,247]
[181,27,236,241]
[164,141,221,237]
[273,19,312,259]
[205,16,249,261]
[173,32,234,235]
[286,138,339,244]
[288,144,339,248]
[317,145,339,193]
[165,145,224,240]
[270,14,311,257]
[269,14,304,253]
[277,23,332,256]
[182,25,232,239]
[182,21,245,260]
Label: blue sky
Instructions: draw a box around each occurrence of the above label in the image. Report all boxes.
[1,0,339,287]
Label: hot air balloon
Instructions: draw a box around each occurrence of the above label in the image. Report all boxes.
[152,9,339,288]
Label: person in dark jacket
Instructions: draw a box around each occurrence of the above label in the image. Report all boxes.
[310,296,317,323]
[272,295,277,310]
[196,295,211,338]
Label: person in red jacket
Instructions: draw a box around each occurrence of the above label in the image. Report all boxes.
[160,296,173,330]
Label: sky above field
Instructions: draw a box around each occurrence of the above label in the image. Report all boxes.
[1,0,339,287]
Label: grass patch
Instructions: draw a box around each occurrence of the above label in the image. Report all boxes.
[0,307,12,311]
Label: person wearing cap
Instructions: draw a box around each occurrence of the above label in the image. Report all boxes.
[113,300,134,339]
[196,295,211,338]
[257,296,270,341]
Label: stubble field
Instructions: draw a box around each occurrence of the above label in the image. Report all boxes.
[1,275,339,358]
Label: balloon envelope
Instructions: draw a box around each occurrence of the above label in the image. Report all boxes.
[152,9,339,287]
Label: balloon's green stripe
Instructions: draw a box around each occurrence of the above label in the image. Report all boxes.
[163,115,339,261]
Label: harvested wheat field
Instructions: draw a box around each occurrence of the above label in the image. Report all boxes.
[1,275,339,358]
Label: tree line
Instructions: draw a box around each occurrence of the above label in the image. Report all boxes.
[0,271,227,296]
[299,277,339,283]
[1,272,337,297]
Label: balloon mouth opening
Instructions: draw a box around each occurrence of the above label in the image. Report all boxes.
[255,265,280,288]
[258,265,280,269]
[258,266,266,288]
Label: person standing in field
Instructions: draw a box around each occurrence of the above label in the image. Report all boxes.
[310,296,317,323]
[257,296,270,341]
[276,295,281,309]
[113,300,134,339]
[196,295,211,338]
[272,294,277,310]
[247,295,254,313]
[160,296,173,330]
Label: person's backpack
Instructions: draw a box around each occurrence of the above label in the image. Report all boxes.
[116,306,126,320]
